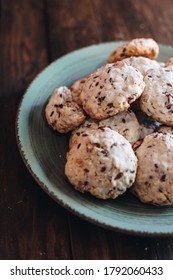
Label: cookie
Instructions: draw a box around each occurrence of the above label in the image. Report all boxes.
[122,56,160,76]
[65,127,137,199]
[99,109,141,145]
[140,67,173,126]
[70,76,88,106]
[80,61,145,120]
[157,125,173,134]
[45,86,86,133]
[70,110,140,147]
[131,132,173,205]
[107,38,159,63]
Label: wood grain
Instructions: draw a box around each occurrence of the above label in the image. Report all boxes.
[0,0,71,260]
[1,0,173,260]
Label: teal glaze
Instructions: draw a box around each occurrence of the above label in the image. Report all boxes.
[16,42,173,236]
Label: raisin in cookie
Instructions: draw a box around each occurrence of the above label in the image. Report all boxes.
[131,132,173,205]
[99,109,141,145]
[107,38,159,63]
[45,86,86,133]
[80,61,145,120]
[65,127,137,199]
[140,67,173,126]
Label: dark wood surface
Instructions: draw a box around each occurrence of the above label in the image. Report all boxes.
[1,0,173,260]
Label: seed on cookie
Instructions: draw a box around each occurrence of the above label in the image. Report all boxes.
[45,86,86,133]
[107,38,159,63]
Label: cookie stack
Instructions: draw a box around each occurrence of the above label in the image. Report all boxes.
[45,38,173,206]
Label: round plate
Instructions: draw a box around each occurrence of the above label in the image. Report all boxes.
[16,41,173,236]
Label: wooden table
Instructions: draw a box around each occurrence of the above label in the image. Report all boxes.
[1,0,173,260]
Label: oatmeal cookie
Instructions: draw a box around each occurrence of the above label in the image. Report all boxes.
[80,61,145,120]
[107,38,159,63]
[140,67,173,126]
[131,132,173,205]
[45,86,86,133]
[99,109,141,145]
[65,127,137,199]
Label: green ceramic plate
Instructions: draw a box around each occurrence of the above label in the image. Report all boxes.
[16,41,173,236]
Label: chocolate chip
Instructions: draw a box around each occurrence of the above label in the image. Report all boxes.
[167,83,172,87]
[98,126,105,131]
[110,143,117,148]
[77,143,81,149]
[51,120,57,127]
[94,143,101,148]
[161,174,166,181]
[114,172,123,180]
[107,102,113,108]
[100,166,106,172]
[98,96,106,103]
[84,168,89,173]
[86,124,91,128]
[167,105,172,109]
[101,149,109,156]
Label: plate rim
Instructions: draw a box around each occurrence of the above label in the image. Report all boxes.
[15,41,173,237]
